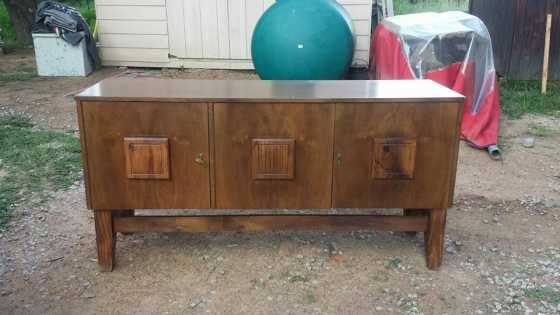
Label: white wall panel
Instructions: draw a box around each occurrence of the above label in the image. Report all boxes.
[184,0,204,58]
[344,4,373,20]
[96,0,165,5]
[97,0,373,68]
[200,0,220,58]
[98,34,169,48]
[216,0,231,58]
[97,20,168,35]
[228,0,247,59]
[355,35,370,51]
[353,20,371,36]
[245,0,264,58]
[100,47,169,62]
[167,0,186,57]
[96,5,167,20]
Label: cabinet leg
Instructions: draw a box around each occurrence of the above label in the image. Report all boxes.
[425,208,447,270]
[403,209,427,236]
[94,210,115,272]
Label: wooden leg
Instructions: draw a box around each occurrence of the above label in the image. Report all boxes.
[425,208,447,270]
[94,210,115,272]
[403,209,427,236]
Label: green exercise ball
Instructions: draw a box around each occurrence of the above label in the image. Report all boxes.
[251,0,355,80]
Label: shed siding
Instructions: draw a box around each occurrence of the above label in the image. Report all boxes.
[99,48,170,62]
[96,6,167,20]
[95,0,165,5]
[97,20,168,35]
[98,34,169,49]
[97,0,372,68]
[96,0,170,65]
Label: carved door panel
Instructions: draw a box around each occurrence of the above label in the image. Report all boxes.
[333,102,462,209]
[213,102,334,209]
[81,101,211,209]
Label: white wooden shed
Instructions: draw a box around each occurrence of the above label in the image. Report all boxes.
[95,0,373,69]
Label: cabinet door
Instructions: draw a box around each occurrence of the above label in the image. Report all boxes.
[81,101,210,209]
[333,102,461,209]
[214,102,334,209]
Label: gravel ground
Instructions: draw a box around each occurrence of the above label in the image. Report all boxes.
[0,50,559,315]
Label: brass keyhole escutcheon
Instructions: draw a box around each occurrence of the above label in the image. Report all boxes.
[195,153,207,167]
[336,153,343,167]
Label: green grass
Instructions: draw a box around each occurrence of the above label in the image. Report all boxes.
[528,123,559,137]
[0,115,82,229]
[0,64,37,82]
[500,80,560,119]
[524,287,560,305]
[385,257,402,269]
[304,293,317,304]
[0,1,96,49]
[288,275,309,283]
[394,0,469,15]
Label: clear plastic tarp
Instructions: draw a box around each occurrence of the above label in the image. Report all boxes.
[371,11,501,149]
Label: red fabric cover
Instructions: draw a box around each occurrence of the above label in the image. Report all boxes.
[370,24,500,148]
[370,24,415,80]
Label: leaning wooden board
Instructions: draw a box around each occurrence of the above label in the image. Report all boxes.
[75,78,464,271]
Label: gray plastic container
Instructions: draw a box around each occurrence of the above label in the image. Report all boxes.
[32,33,93,77]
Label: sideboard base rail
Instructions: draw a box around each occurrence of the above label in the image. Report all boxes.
[113,214,429,233]
[94,209,446,272]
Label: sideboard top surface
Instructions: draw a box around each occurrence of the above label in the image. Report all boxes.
[76,78,464,103]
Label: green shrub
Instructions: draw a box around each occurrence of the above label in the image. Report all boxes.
[0,2,17,47]
[0,0,96,48]
[394,0,470,15]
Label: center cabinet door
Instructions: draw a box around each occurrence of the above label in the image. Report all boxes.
[82,101,211,209]
[213,103,334,209]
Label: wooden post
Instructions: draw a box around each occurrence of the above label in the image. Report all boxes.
[542,14,552,95]
[94,210,115,272]
[385,0,394,17]
[425,208,446,270]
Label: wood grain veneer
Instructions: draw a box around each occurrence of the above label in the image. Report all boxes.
[76,78,464,271]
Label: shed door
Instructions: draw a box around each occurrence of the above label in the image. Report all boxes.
[167,0,274,60]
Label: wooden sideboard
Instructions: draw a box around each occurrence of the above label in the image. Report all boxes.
[75,78,464,271]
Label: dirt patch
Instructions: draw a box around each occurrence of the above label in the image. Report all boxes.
[0,49,559,314]
[0,49,37,74]
[0,187,558,314]
[456,115,560,204]
[0,50,122,131]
